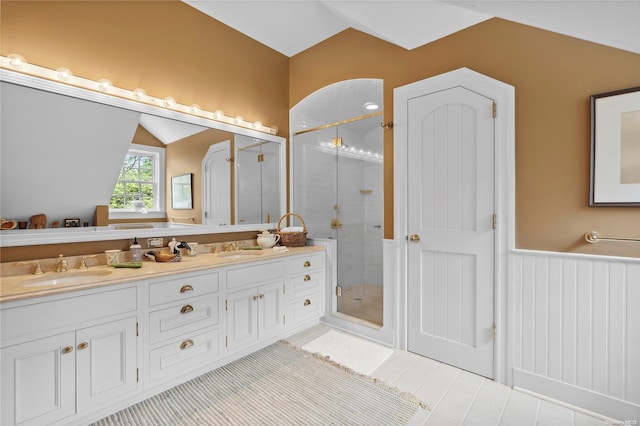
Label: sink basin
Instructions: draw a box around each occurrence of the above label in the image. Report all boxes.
[20,270,114,287]
[217,251,263,259]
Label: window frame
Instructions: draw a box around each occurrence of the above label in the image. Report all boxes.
[109,143,166,219]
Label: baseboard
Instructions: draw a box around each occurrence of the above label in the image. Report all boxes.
[512,368,640,421]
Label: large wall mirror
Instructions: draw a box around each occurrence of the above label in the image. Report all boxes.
[0,69,286,247]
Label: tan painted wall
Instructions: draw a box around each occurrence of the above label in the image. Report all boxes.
[0,1,289,134]
[0,1,288,261]
[290,23,640,258]
[2,2,639,260]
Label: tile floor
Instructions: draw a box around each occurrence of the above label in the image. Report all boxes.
[287,324,612,426]
[337,284,383,325]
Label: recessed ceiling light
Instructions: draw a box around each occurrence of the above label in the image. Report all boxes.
[364,102,379,110]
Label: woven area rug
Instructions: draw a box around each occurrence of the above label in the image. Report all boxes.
[91,341,427,426]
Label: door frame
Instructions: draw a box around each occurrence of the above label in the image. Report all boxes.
[393,68,515,385]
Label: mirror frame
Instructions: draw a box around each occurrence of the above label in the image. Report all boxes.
[0,69,286,247]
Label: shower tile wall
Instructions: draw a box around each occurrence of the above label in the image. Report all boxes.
[293,126,383,290]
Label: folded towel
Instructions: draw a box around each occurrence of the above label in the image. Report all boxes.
[112,262,143,268]
[273,246,289,252]
[280,226,304,232]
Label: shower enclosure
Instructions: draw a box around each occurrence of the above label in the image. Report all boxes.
[292,114,384,326]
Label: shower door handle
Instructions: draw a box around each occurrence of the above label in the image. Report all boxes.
[409,234,421,243]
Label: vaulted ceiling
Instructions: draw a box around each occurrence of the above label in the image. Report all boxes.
[184,1,640,57]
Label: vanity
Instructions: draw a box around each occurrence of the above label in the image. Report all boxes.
[0,247,325,426]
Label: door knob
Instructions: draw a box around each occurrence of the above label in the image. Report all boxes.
[409,234,420,243]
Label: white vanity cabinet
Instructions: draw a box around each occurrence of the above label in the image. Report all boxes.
[0,286,139,426]
[0,247,326,426]
[145,270,222,386]
[287,252,325,322]
[225,260,286,353]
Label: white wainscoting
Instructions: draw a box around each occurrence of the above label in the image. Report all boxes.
[510,250,640,420]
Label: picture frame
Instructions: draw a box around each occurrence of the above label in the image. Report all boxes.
[171,173,193,209]
[590,86,640,206]
[64,218,81,227]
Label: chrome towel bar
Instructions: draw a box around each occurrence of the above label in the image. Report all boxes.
[585,231,640,243]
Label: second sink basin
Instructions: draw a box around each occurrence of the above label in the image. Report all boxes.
[20,270,114,287]
[217,251,263,259]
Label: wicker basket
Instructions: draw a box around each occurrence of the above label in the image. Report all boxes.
[277,213,308,247]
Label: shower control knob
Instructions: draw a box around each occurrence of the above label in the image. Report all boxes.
[409,234,421,243]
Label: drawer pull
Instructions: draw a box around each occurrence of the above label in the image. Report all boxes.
[180,304,194,314]
[252,295,258,301]
[180,339,194,350]
[259,294,265,299]
[62,346,73,354]
[180,285,194,293]
[304,261,311,268]
[304,274,311,281]
[77,342,89,350]
[304,299,311,306]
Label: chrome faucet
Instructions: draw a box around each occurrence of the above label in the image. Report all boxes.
[16,260,44,275]
[55,254,68,272]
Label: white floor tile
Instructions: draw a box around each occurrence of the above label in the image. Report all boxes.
[499,390,540,425]
[286,325,608,426]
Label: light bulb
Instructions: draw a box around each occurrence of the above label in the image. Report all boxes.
[56,67,72,81]
[163,97,175,108]
[133,88,146,101]
[8,54,26,70]
[252,121,262,129]
[270,126,279,134]
[214,110,224,120]
[98,79,112,92]
[234,116,244,125]
[190,104,201,114]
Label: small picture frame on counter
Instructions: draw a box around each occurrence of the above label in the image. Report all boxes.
[64,218,81,227]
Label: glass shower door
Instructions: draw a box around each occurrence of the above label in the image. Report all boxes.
[334,116,384,325]
[292,114,383,326]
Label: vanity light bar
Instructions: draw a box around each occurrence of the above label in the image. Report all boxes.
[0,54,278,136]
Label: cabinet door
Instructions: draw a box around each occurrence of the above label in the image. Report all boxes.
[1,332,76,426]
[226,287,258,352]
[258,281,285,340]
[76,317,138,412]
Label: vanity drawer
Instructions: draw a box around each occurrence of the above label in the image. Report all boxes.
[288,253,324,276]
[149,271,219,307]
[289,271,324,297]
[148,328,220,386]
[148,296,220,345]
[226,260,284,289]
[288,293,323,323]
[1,287,137,344]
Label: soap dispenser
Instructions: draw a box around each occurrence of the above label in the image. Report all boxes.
[168,237,179,254]
[130,237,142,262]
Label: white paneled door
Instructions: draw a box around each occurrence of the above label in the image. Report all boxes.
[407,86,496,378]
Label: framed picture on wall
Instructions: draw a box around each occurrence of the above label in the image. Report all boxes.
[590,86,640,206]
[171,173,193,209]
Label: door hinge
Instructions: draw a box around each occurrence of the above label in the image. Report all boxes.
[258,153,265,163]
[283,284,286,294]
[136,322,139,337]
[492,213,497,230]
[492,324,497,341]
[225,336,228,347]
[336,286,342,297]
[332,137,342,148]
[225,299,228,311]
[492,102,497,118]
[136,368,139,382]
[283,314,286,325]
